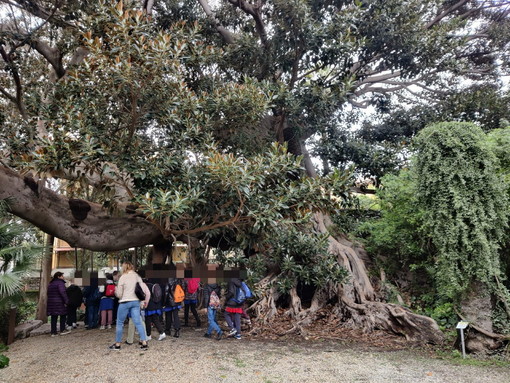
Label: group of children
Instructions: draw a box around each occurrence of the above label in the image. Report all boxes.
[140,277,252,341]
[67,274,252,342]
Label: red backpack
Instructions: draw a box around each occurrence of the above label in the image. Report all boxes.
[185,278,200,294]
[105,283,116,297]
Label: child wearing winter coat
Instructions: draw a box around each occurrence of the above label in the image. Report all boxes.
[224,278,243,340]
[203,283,223,340]
[163,278,183,338]
[144,281,166,341]
[183,278,201,327]
[99,274,115,329]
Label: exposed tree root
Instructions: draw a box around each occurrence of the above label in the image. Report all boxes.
[247,213,445,344]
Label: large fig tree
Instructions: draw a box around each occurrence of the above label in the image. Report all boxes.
[0,0,509,342]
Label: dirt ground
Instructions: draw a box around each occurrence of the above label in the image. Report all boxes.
[2,321,509,383]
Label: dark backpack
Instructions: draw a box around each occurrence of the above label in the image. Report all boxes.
[151,283,162,303]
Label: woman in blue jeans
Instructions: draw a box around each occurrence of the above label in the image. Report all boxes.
[109,261,149,351]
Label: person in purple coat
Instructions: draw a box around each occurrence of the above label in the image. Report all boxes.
[47,272,71,337]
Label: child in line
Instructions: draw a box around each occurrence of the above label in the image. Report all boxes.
[224,278,243,340]
[144,281,166,341]
[99,274,115,329]
[163,278,183,338]
[183,277,201,327]
[203,282,222,340]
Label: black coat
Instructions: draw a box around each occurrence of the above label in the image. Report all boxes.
[225,278,242,308]
[66,284,83,307]
[163,278,182,308]
[203,283,221,307]
[146,282,163,311]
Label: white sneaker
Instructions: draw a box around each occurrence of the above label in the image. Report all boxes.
[66,325,72,331]
[158,333,166,341]
[100,326,105,330]
[60,330,71,335]
[72,323,78,329]
[228,329,237,337]
[107,325,112,329]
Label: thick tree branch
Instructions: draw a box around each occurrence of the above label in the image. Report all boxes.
[197,0,238,44]
[0,165,164,251]
[426,0,471,29]
[0,44,27,118]
[30,39,66,78]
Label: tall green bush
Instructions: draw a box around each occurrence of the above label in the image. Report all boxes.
[414,122,509,300]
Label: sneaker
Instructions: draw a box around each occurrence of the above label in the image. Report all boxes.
[108,344,121,351]
[158,333,166,341]
[72,323,78,329]
[203,333,211,338]
[100,326,105,330]
[140,343,148,351]
[227,329,237,337]
[216,331,223,341]
[60,330,71,335]
[51,333,58,337]
[146,335,152,341]
[66,325,72,331]
[234,334,241,340]
[173,329,180,338]
[107,325,112,329]
[124,341,133,345]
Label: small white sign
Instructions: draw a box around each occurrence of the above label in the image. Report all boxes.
[456,321,469,329]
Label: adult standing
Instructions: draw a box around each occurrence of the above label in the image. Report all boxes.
[109,261,149,351]
[47,272,70,337]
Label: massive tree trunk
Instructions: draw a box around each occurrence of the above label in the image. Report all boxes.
[35,233,53,322]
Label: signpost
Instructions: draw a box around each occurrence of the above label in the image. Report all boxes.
[456,320,469,358]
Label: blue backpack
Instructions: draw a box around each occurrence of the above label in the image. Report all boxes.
[233,282,253,304]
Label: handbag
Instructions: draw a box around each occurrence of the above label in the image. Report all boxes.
[135,282,146,301]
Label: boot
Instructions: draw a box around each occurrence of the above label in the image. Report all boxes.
[173,329,180,338]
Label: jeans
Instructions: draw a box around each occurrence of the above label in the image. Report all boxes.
[116,300,147,343]
[206,307,221,335]
[86,304,98,328]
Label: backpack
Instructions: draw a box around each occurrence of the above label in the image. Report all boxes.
[241,281,253,299]
[151,283,162,303]
[105,283,116,297]
[186,278,200,294]
[173,284,185,303]
[209,290,221,309]
[233,282,252,304]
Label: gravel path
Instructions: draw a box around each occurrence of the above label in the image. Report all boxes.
[2,325,509,383]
